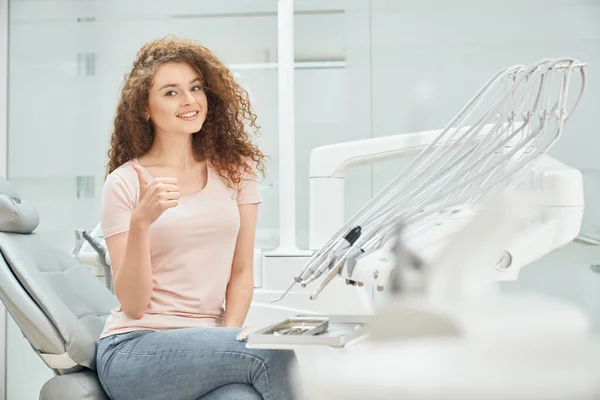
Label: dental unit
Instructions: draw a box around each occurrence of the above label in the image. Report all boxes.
[276,58,600,399]
[271,57,588,303]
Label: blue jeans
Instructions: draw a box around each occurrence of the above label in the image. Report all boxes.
[96,328,299,400]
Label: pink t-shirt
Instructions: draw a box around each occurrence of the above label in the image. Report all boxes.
[99,159,262,338]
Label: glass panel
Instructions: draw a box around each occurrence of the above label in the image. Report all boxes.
[294,0,372,249]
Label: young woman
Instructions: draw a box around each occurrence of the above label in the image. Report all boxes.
[95,36,298,400]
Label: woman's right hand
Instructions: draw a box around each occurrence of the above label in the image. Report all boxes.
[131,163,180,227]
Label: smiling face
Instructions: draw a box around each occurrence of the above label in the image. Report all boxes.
[146,62,208,136]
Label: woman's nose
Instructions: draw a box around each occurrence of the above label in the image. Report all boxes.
[181,90,195,106]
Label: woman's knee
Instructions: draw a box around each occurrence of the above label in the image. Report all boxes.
[200,383,262,400]
[260,348,298,368]
[250,349,299,399]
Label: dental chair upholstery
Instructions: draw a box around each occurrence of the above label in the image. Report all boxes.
[0,178,117,399]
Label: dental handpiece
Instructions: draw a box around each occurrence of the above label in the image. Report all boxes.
[297,246,335,282]
[300,226,362,286]
[309,257,346,300]
[269,226,362,303]
[309,245,370,300]
[269,239,339,303]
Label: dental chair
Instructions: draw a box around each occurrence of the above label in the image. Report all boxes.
[0,178,116,399]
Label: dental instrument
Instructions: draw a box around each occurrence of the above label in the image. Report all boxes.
[73,224,112,291]
[278,58,587,302]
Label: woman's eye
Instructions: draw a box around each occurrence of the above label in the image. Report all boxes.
[192,85,203,91]
[165,91,177,96]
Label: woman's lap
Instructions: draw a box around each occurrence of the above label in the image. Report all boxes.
[96,327,298,400]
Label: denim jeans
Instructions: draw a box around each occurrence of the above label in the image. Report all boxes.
[96,328,299,400]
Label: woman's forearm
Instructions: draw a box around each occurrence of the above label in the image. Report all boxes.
[114,215,154,319]
[223,268,254,327]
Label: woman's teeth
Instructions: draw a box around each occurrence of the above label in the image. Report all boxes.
[178,111,198,118]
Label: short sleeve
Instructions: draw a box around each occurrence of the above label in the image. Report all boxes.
[101,172,136,238]
[236,162,263,205]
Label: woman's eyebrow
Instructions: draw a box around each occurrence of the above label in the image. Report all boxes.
[158,77,202,91]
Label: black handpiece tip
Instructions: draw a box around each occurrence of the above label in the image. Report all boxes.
[344,225,362,245]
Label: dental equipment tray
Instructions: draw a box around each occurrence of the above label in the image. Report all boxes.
[246,314,370,349]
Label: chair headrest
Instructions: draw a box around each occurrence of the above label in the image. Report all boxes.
[0,178,39,233]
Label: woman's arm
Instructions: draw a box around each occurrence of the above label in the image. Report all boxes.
[224,203,259,327]
[104,165,180,319]
[107,216,154,319]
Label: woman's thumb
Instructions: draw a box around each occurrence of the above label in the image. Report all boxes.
[132,162,147,186]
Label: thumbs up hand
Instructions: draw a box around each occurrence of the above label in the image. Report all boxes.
[131,162,180,227]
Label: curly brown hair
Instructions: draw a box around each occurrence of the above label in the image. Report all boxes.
[106,36,265,187]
